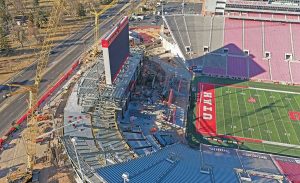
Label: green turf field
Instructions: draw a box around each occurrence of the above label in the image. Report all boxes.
[215,83,300,144]
[187,76,300,157]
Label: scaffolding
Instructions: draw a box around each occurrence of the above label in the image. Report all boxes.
[76,48,144,165]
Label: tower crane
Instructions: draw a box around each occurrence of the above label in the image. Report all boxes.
[90,0,118,56]
[6,0,68,182]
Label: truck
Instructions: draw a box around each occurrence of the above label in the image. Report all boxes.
[131,14,145,21]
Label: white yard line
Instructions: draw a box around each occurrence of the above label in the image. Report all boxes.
[248,87,300,95]
[242,90,254,138]
[293,94,300,109]
[280,96,300,145]
[263,140,300,149]
[270,93,291,144]
[246,90,264,141]
[227,88,236,136]
[253,90,272,141]
[235,88,246,138]
[220,88,227,135]
[261,92,283,143]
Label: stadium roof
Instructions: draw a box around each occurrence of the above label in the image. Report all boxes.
[95,143,300,183]
[96,143,212,183]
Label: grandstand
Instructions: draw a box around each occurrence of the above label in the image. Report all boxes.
[94,143,300,183]
[225,0,300,14]
[57,2,300,182]
[163,13,300,84]
[274,156,300,182]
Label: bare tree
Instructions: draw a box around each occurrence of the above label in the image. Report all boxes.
[11,25,27,47]
[0,0,11,34]
[27,20,40,44]
[10,0,26,16]
[0,25,11,52]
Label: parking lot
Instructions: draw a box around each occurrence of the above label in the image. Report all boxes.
[129,1,202,27]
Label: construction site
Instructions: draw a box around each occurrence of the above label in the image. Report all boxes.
[2,0,300,183]
[0,0,195,182]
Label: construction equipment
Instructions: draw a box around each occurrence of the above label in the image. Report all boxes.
[6,0,67,182]
[90,0,119,56]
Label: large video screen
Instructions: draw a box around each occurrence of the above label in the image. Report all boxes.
[102,17,130,84]
[108,22,129,82]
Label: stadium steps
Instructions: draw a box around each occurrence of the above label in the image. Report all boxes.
[262,21,273,81]
[209,16,214,51]
[288,61,293,84]
[162,16,186,60]
[262,21,266,56]
[242,20,245,50]
[289,23,295,59]
[288,23,294,83]
[174,15,191,60]
[172,15,189,59]
[183,15,192,52]
[210,16,225,53]
[191,15,204,57]
[265,21,292,82]
[204,16,213,53]
[146,135,161,150]
[92,101,135,161]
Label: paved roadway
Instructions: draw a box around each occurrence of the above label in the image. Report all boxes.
[0,3,130,136]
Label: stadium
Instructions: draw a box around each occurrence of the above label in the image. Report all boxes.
[60,1,300,183]
[162,0,300,155]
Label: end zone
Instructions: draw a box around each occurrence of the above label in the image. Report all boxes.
[196,83,217,136]
[195,82,263,144]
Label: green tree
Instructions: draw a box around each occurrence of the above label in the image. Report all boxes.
[77,3,86,17]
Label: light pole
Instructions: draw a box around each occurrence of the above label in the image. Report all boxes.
[71,137,85,183]
[122,172,130,183]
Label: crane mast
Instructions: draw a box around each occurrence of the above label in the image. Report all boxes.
[90,0,119,56]
[7,0,67,182]
[27,0,65,171]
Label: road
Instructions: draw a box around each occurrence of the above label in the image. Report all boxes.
[0,3,130,137]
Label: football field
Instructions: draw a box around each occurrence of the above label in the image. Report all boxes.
[188,76,300,157]
[214,83,300,144]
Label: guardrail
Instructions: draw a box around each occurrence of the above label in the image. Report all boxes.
[0,60,80,148]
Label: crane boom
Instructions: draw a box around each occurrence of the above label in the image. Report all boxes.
[7,0,68,182]
[90,0,119,55]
